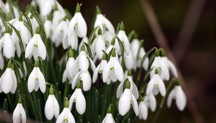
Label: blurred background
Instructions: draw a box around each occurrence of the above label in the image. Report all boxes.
[19,0,215,122]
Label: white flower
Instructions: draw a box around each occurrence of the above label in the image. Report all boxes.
[52,19,69,47]
[63,29,78,50]
[0,67,17,94]
[92,31,106,59]
[0,33,15,59]
[44,19,52,38]
[94,8,115,34]
[144,93,157,112]
[69,88,86,114]
[161,56,178,78]
[13,103,26,123]
[45,88,60,120]
[116,76,139,99]
[103,31,115,45]
[56,107,75,123]
[118,88,139,116]
[138,101,148,120]
[25,33,47,60]
[150,56,169,81]
[56,98,75,123]
[102,113,115,123]
[124,51,135,70]
[68,4,87,38]
[62,57,76,83]
[52,9,66,31]
[72,71,92,91]
[167,85,186,111]
[103,50,123,83]
[28,13,39,33]
[40,0,55,17]
[27,65,46,93]
[146,73,166,96]
[93,58,108,83]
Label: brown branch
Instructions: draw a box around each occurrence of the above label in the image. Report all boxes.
[173,0,206,62]
[139,0,206,123]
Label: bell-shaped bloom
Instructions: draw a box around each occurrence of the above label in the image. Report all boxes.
[25,33,47,60]
[103,50,123,83]
[0,68,17,93]
[131,39,149,70]
[69,88,86,114]
[40,0,55,17]
[27,67,46,93]
[146,73,166,96]
[52,19,69,47]
[68,5,87,38]
[45,94,60,120]
[167,85,186,111]
[103,31,115,45]
[150,56,169,81]
[161,56,178,78]
[62,57,76,83]
[72,71,92,91]
[94,12,115,34]
[44,19,52,38]
[13,103,26,123]
[92,34,106,59]
[56,107,75,123]
[0,33,15,59]
[102,113,115,123]
[52,9,66,31]
[138,101,148,120]
[124,51,135,70]
[115,29,130,55]
[118,88,139,116]
[144,93,157,112]
[93,59,107,83]
[116,76,139,99]
[63,29,78,50]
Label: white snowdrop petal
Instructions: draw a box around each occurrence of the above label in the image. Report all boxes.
[2,69,13,93]
[28,68,36,93]
[168,60,178,77]
[139,101,148,120]
[146,78,156,95]
[149,94,157,111]
[11,71,17,93]
[80,71,91,91]
[3,34,15,58]
[93,65,100,83]
[113,60,124,81]
[37,36,47,60]
[76,13,87,37]
[176,86,187,111]
[79,52,89,71]
[158,78,166,96]
[76,90,86,114]
[37,68,46,93]
[25,36,35,59]
[131,94,139,116]
[167,89,175,108]
[53,96,60,118]
[102,16,115,34]
[118,89,131,116]
[45,95,55,120]
[72,72,80,89]
[116,81,124,98]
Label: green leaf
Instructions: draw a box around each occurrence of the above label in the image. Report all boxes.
[83,42,93,59]
[88,26,99,44]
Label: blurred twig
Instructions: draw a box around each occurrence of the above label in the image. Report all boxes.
[173,0,206,62]
[139,0,206,123]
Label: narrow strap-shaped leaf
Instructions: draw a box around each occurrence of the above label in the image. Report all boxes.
[83,42,93,59]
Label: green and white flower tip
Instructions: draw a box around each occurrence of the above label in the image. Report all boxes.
[27,60,46,93]
[0,60,17,94]
[118,80,139,116]
[56,97,75,123]
[69,80,86,115]
[13,97,26,123]
[167,81,187,111]
[102,104,115,123]
[44,86,60,120]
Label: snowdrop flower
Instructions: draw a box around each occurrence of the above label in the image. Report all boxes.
[116,71,139,99]
[94,6,115,34]
[72,71,92,91]
[68,4,87,38]
[167,85,186,111]
[93,53,108,83]
[45,86,60,120]
[0,32,15,59]
[63,28,78,50]
[118,80,139,116]
[44,15,53,38]
[150,49,169,81]
[69,80,86,114]
[25,27,47,60]
[146,69,166,96]
[52,9,66,31]
[124,51,135,70]
[103,31,115,45]
[131,39,149,70]
[92,28,106,60]
[0,60,17,94]
[13,98,26,123]
[40,0,55,17]
[56,98,75,123]
[62,48,76,83]
[138,96,148,120]
[102,105,115,123]
[103,49,124,83]
[27,60,46,93]
[52,17,69,47]
[115,22,130,55]
[160,49,178,78]
[144,93,157,112]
